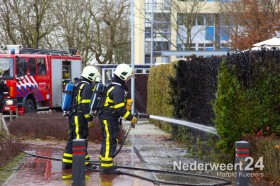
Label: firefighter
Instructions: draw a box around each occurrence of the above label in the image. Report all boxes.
[62,65,101,170]
[99,64,138,174]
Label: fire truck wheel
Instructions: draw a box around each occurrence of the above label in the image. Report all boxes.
[25,99,36,113]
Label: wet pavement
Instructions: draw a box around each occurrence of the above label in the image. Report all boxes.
[3,120,233,186]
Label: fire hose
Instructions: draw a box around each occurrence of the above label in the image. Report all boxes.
[21,150,231,186]
[113,112,150,158]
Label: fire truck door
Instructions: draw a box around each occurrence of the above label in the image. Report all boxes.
[70,59,82,82]
[51,59,63,107]
[35,58,50,102]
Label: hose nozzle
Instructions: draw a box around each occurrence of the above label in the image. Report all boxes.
[137,113,150,118]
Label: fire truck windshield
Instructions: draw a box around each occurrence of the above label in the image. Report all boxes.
[0,57,14,79]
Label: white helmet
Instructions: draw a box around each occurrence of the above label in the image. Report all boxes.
[114,64,134,81]
[81,66,100,82]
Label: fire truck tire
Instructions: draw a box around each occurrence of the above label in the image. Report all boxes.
[25,99,36,113]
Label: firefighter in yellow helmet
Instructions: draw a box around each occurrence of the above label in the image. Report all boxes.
[98,64,138,174]
[62,66,101,170]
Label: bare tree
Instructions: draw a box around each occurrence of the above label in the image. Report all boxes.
[170,0,207,50]
[51,0,87,61]
[0,0,57,48]
[86,0,130,64]
[0,0,130,65]
[136,0,208,52]
[220,0,280,50]
[53,0,130,64]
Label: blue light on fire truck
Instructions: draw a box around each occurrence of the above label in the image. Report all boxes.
[11,48,15,54]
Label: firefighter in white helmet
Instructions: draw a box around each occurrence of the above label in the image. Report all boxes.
[62,65,101,170]
[98,63,138,174]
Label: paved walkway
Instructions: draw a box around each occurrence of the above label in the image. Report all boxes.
[3,120,232,186]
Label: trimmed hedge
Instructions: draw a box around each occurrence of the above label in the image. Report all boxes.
[169,59,220,125]
[9,112,125,142]
[147,58,220,140]
[147,63,176,133]
[147,50,280,156]
[147,51,280,181]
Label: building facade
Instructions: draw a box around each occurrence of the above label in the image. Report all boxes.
[134,0,232,65]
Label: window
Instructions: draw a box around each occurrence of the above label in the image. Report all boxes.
[205,43,214,47]
[220,15,228,26]
[220,26,230,40]
[205,26,215,40]
[163,0,170,10]
[16,57,27,77]
[198,43,204,51]
[205,43,214,50]
[136,69,143,74]
[145,41,151,52]
[177,14,185,25]
[221,43,231,50]
[0,57,14,79]
[28,58,36,76]
[206,14,215,26]
[62,60,71,80]
[37,58,46,76]
[197,14,205,25]
[177,44,183,50]
[154,13,170,22]
[145,54,151,64]
[153,41,169,51]
[145,28,152,38]
[145,13,152,28]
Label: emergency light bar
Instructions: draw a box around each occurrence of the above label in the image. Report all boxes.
[0,45,23,54]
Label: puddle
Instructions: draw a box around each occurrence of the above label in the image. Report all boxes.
[3,147,153,186]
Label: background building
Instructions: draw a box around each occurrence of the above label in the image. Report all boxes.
[134,0,231,65]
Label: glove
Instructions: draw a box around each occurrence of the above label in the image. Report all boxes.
[88,121,94,128]
[131,116,138,125]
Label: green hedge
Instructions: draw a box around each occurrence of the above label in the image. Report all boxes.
[214,53,280,156]
[147,51,280,161]
[147,63,176,133]
[213,61,247,155]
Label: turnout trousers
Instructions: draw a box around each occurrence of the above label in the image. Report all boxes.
[99,117,120,169]
[62,111,90,168]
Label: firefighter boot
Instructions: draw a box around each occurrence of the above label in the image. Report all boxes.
[62,162,72,170]
[100,166,120,174]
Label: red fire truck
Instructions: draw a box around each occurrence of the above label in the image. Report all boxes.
[0,45,82,114]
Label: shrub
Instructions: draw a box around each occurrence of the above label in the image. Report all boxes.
[147,63,176,133]
[214,52,280,158]
[8,112,125,142]
[0,134,25,167]
[245,134,280,182]
[213,61,246,157]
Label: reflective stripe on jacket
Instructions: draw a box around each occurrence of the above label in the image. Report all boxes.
[102,78,133,121]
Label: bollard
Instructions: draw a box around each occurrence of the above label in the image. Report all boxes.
[72,139,86,186]
[9,110,12,123]
[16,107,19,118]
[235,141,250,186]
